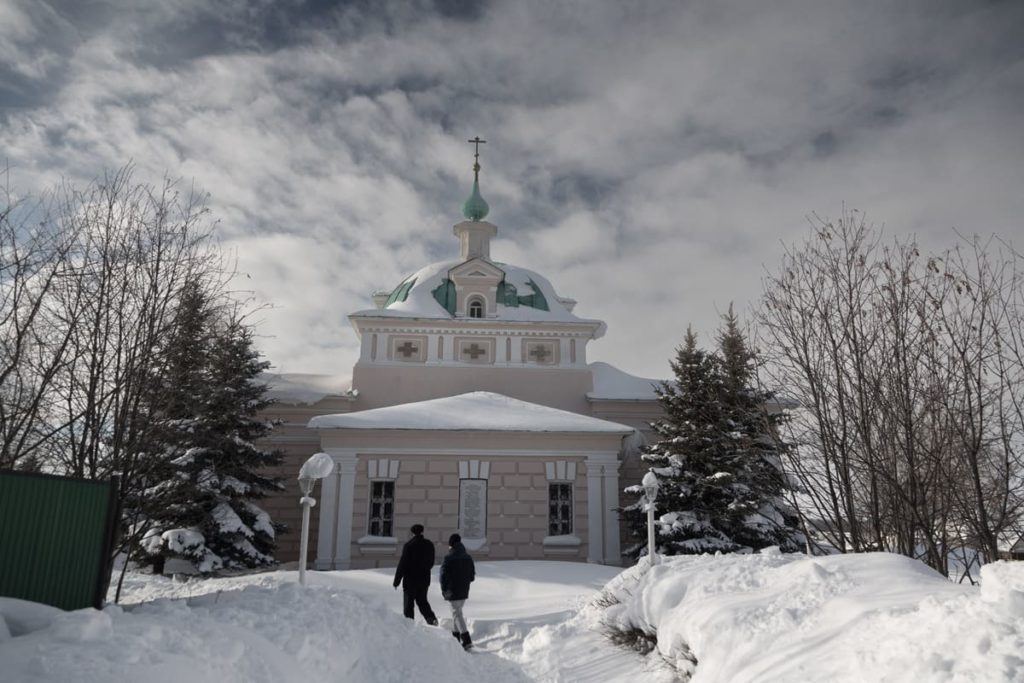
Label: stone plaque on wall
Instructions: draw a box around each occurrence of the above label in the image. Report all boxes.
[458,478,488,539]
[456,337,494,364]
[390,335,427,362]
[523,338,558,365]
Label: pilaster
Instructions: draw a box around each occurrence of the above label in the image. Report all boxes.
[315,462,339,570]
[329,450,359,570]
[601,458,622,564]
[585,458,605,563]
[586,452,621,565]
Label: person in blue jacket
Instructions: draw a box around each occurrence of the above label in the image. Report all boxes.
[440,533,476,651]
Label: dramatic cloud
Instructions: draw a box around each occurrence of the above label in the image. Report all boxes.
[2,0,1022,380]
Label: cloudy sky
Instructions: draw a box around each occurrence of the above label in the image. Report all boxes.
[2,0,1022,381]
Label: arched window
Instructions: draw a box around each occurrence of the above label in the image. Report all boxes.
[467,297,484,318]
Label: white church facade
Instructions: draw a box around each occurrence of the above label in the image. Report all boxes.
[260,144,666,569]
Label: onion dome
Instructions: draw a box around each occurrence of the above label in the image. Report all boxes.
[462,177,490,221]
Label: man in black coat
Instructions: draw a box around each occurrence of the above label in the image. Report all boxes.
[393,524,438,625]
[440,533,476,650]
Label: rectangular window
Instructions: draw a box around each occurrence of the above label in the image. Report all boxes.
[368,480,395,536]
[548,483,573,536]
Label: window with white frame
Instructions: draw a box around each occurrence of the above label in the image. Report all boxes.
[548,483,573,535]
[368,480,395,536]
[467,296,485,318]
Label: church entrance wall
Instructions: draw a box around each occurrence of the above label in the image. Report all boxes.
[337,455,592,569]
[310,431,624,570]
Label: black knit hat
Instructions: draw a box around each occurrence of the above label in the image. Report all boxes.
[448,533,461,546]
[411,524,424,535]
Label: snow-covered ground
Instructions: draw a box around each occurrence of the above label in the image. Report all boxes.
[603,550,1024,682]
[1,555,1021,682]
[0,561,661,683]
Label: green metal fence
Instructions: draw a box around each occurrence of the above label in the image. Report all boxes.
[0,471,119,610]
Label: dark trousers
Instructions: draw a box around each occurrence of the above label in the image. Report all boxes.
[403,585,437,623]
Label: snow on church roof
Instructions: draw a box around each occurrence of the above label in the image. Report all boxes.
[309,392,634,433]
[587,362,665,400]
[351,259,607,337]
[261,373,353,405]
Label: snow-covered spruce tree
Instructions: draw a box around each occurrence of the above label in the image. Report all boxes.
[715,306,803,552]
[139,283,284,572]
[621,327,730,558]
[622,316,802,559]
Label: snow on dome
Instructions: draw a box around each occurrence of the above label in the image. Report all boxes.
[363,259,459,319]
[353,258,607,337]
[587,362,665,400]
[309,391,635,433]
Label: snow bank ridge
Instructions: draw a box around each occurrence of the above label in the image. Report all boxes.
[598,551,1024,682]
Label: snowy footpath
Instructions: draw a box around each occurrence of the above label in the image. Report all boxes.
[1,555,1022,682]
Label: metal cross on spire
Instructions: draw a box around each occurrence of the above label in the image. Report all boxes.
[461,135,490,221]
[468,136,486,181]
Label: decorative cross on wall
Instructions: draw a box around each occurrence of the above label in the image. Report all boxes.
[396,341,419,358]
[462,343,487,360]
[529,345,552,362]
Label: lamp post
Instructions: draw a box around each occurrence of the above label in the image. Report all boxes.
[297,452,335,586]
[642,470,660,567]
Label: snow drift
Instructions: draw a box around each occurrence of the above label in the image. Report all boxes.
[598,550,1024,682]
[0,581,529,683]
[1,556,1021,682]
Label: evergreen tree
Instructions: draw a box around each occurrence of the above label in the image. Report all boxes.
[622,315,803,559]
[715,305,803,551]
[139,284,284,572]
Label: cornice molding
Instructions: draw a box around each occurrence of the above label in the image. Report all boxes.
[352,323,597,338]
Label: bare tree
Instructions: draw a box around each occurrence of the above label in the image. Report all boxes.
[1,167,233,584]
[46,169,222,478]
[758,208,1024,577]
[924,238,1024,564]
[758,210,885,555]
[0,179,82,469]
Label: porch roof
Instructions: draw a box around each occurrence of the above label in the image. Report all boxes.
[309,391,634,434]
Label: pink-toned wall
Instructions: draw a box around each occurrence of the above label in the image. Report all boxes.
[259,400,352,562]
[589,399,664,554]
[345,455,590,569]
[351,364,594,413]
[319,429,623,454]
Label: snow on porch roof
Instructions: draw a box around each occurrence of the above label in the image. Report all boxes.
[308,391,635,434]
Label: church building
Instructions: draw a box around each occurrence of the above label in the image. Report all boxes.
[261,140,666,570]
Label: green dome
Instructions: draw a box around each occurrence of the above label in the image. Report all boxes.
[462,178,489,221]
